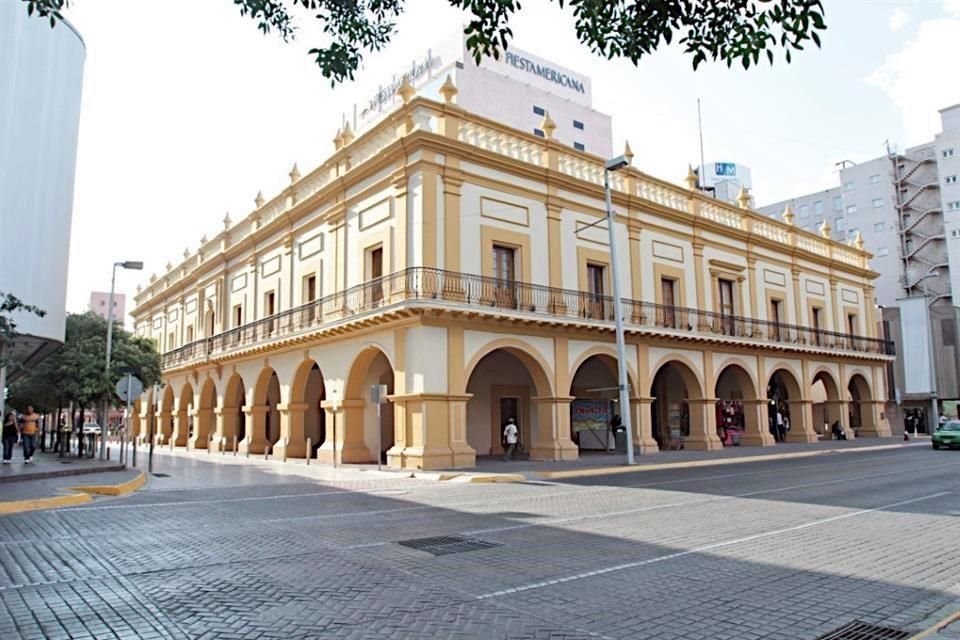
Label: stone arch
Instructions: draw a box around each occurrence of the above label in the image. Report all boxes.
[650,357,719,451]
[245,366,281,454]
[568,352,638,454]
[463,339,554,398]
[190,377,216,450]
[811,367,844,438]
[158,384,175,444]
[766,367,816,444]
[221,373,247,452]
[290,359,327,458]
[174,381,194,447]
[847,372,876,435]
[715,362,771,447]
[341,346,395,464]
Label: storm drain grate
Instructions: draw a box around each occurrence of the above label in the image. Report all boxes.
[815,621,911,640]
[397,535,501,556]
[151,473,171,478]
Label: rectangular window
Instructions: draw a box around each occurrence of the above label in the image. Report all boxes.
[533,128,545,138]
[944,148,955,158]
[798,204,809,217]
[844,181,855,192]
[770,298,783,340]
[813,200,824,215]
[847,227,858,238]
[533,105,545,116]
[952,230,960,239]
[835,217,846,231]
[264,291,276,334]
[833,196,843,211]
[186,325,194,343]
[303,274,318,324]
[718,278,735,335]
[234,305,243,328]
[493,244,517,308]
[877,247,889,256]
[368,246,384,306]
[872,198,884,208]
[869,174,881,184]
[948,201,960,211]
[168,332,176,350]
[874,222,885,232]
[846,204,857,214]
[573,120,584,130]
[847,313,857,336]
[586,263,605,319]
[574,142,585,152]
[947,175,958,184]
[812,307,823,346]
[660,278,677,328]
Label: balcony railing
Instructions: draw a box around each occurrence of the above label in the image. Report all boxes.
[160,268,894,369]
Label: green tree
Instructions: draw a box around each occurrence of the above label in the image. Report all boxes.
[8,312,161,414]
[0,292,46,372]
[24,0,826,84]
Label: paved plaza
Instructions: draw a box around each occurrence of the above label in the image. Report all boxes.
[0,447,958,639]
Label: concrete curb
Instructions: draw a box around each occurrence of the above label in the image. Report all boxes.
[0,492,92,515]
[69,472,147,496]
[909,609,960,639]
[536,442,928,480]
[0,462,126,484]
[454,473,527,484]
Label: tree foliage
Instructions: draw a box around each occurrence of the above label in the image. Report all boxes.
[24,0,826,84]
[7,312,161,413]
[0,292,46,371]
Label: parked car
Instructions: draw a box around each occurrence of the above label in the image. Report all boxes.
[932,421,960,449]
[81,422,101,436]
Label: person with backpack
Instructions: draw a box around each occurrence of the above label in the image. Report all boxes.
[2,412,18,464]
[502,417,519,461]
[18,406,40,463]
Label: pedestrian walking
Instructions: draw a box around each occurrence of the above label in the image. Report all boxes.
[2,412,18,463]
[502,417,519,461]
[19,406,40,463]
[831,420,846,441]
[775,410,785,442]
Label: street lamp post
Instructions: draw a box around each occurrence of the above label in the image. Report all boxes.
[603,154,635,465]
[101,260,143,460]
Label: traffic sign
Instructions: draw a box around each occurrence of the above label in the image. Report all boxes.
[116,374,144,402]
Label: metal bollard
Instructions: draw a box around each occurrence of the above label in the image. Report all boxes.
[264,444,271,460]
[281,441,287,463]
[305,438,311,466]
[233,435,238,456]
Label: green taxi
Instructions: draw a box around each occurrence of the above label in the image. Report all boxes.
[932,421,960,449]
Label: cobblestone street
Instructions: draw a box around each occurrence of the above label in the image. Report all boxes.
[1,447,959,639]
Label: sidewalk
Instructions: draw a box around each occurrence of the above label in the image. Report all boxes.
[467,437,930,480]
[0,451,125,484]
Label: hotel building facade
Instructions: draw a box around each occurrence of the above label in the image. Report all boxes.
[131,68,893,470]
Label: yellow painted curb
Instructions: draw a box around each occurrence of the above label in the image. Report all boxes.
[537,443,922,480]
[0,492,91,515]
[908,609,960,639]
[69,472,147,497]
[464,474,526,484]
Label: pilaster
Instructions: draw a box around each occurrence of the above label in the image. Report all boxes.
[273,402,308,459]
[530,396,579,461]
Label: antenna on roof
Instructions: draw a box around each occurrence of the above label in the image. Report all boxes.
[697,98,707,193]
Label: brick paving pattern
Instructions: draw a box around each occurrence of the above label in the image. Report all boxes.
[0,448,958,639]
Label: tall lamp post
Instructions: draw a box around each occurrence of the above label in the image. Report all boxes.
[101,260,143,460]
[604,153,635,465]
[920,270,940,435]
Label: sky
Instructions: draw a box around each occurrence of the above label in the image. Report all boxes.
[59,0,960,321]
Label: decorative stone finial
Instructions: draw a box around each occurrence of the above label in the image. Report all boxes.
[183,248,190,260]
[397,76,415,104]
[200,234,208,244]
[254,191,265,208]
[685,164,698,191]
[540,111,556,140]
[222,212,232,230]
[819,219,832,238]
[782,203,795,226]
[439,74,458,104]
[854,231,864,250]
[623,141,634,164]
[340,122,354,146]
[165,261,172,271]
[333,126,343,150]
[136,284,142,293]
[736,185,751,209]
[289,163,300,184]
[149,274,156,283]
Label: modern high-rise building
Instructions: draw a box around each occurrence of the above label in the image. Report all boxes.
[758,104,960,430]
[697,162,753,206]
[88,291,126,324]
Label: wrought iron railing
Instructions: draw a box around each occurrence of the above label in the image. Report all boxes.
[160,267,894,369]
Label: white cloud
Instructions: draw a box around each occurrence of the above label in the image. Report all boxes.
[867,4,960,142]
[888,7,910,32]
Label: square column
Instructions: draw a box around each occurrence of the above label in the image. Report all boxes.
[239,405,268,455]
[784,400,818,443]
[631,398,660,454]
[530,396,579,461]
[739,399,776,447]
[188,408,213,450]
[853,400,891,437]
[274,402,308,459]
[212,406,238,452]
[391,393,476,469]
[154,409,172,445]
[823,400,853,439]
[685,398,724,451]
[316,399,370,464]
[172,404,190,447]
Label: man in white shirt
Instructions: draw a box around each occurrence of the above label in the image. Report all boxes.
[502,418,519,461]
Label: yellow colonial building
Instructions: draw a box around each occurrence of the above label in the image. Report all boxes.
[130,77,892,470]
